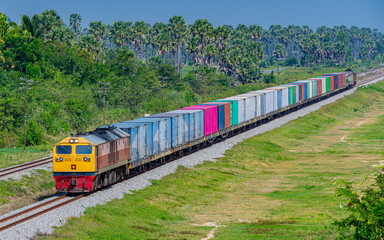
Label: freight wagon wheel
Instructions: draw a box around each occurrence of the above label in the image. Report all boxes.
[221,132,229,139]
[207,137,216,144]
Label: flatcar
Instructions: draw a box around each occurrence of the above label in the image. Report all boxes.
[53,70,356,192]
[53,127,131,192]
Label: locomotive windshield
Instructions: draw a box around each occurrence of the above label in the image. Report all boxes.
[76,145,92,154]
[56,145,72,154]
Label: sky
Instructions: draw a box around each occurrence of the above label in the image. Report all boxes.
[1,0,383,32]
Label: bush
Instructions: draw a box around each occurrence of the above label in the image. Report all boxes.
[335,169,384,239]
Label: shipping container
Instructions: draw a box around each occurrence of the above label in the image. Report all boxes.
[127,117,171,157]
[236,94,258,119]
[213,99,239,126]
[268,86,289,109]
[322,75,335,91]
[201,102,231,129]
[110,121,148,163]
[251,90,274,114]
[182,105,218,136]
[235,95,255,121]
[169,110,204,142]
[289,82,304,101]
[296,81,312,98]
[149,112,186,148]
[199,102,226,131]
[284,84,297,105]
[240,93,262,117]
[341,73,346,87]
[313,77,328,93]
[224,97,245,124]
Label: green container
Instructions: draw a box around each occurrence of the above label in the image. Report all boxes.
[283,85,296,105]
[314,77,330,92]
[212,99,238,126]
[312,80,317,96]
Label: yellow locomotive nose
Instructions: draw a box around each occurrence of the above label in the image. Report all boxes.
[53,137,95,173]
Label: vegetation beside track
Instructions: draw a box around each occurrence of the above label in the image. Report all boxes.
[0,169,55,215]
[39,81,384,239]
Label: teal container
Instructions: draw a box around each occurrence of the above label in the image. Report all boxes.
[212,99,238,126]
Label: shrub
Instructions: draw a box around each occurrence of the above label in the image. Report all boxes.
[335,169,384,239]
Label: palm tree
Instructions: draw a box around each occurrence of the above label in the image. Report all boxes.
[131,21,149,59]
[21,15,42,38]
[213,25,230,74]
[69,13,81,41]
[168,15,189,77]
[111,21,132,48]
[89,21,108,44]
[190,19,214,72]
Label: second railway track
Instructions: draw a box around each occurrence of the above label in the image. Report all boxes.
[0,156,52,178]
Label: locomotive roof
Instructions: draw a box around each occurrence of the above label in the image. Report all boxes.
[73,127,129,145]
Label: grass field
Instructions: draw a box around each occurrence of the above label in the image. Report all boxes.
[0,147,49,169]
[38,81,384,239]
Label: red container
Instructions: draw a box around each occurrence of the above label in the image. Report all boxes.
[337,74,341,89]
[341,73,346,87]
[329,76,335,91]
[182,105,218,136]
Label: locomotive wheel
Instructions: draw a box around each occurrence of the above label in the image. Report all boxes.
[103,174,109,187]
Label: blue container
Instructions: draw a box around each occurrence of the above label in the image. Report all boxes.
[149,113,179,149]
[150,112,189,148]
[110,121,149,163]
[170,109,204,142]
[200,103,225,131]
[126,117,171,156]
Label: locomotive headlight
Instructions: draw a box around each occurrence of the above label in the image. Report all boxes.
[59,157,63,161]
[83,157,88,161]
[69,139,79,143]
[55,158,59,162]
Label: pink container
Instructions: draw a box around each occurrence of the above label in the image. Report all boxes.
[182,105,217,136]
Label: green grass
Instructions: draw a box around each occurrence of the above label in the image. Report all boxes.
[40,81,384,239]
[0,170,55,208]
[0,147,49,169]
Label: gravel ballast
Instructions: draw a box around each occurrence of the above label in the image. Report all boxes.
[0,80,383,240]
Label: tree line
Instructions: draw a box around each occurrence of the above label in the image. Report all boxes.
[0,9,383,148]
[4,10,383,84]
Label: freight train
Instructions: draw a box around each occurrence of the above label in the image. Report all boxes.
[53,70,356,192]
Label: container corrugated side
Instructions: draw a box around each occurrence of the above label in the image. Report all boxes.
[182,105,217,136]
[224,97,245,124]
[251,90,274,114]
[234,95,254,121]
[111,122,148,163]
[213,99,239,126]
[200,103,226,131]
[170,110,204,142]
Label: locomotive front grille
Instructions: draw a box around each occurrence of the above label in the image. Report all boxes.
[75,158,82,161]
[65,158,71,161]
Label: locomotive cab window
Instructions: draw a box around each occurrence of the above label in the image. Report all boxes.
[76,145,92,155]
[56,145,72,154]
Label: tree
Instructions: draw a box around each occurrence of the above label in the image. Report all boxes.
[110,21,132,48]
[131,21,149,59]
[190,19,214,72]
[335,170,384,239]
[273,44,287,60]
[69,13,82,41]
[168,15,189,77]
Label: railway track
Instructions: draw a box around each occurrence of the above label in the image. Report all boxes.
[0,194,85,232]
[356,72,384,87]
[0,156,52,178]
[1,71,383,234]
